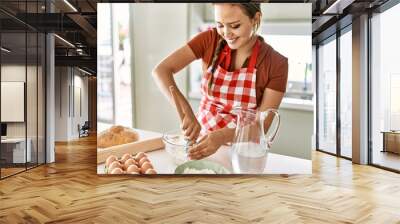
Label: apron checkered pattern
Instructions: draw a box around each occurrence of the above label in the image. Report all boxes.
[197,39,260,134]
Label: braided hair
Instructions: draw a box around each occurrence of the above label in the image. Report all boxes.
[208,3,262,91]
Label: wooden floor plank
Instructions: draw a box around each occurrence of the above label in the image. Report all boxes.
[0,135,399,223]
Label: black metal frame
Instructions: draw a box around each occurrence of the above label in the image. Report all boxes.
[336,27,341,158]
[315,44,319,151]
[367,9,373,166]
[25,2,28,172]
[315,20,353,162]
[0,0,47,180]
[0,17,2,179]
[316,33,340,157]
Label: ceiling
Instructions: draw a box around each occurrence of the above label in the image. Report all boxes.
[0,0,395,75]
[311,0,391,43]
[0,0,97,74]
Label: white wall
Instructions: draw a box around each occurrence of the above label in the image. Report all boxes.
[54,67,89,141]
[72,74,89,137]
[1,65,31,138]
[55,67,69,141]
[1,64,46,163]
[1,65,26,141]
[271,109,313,160]
[131,4,188,133]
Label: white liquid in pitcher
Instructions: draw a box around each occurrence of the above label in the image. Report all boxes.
[231,142,268,174]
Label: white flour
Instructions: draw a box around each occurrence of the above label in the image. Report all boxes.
[183,168,216,174]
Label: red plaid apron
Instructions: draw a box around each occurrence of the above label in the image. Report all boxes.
[197,39,260,134]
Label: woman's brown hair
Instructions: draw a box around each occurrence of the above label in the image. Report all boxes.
[208,3,262,90]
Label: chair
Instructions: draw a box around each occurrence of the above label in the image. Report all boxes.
[79,121,90,138]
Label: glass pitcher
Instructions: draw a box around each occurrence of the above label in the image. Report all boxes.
[231,108,280,174]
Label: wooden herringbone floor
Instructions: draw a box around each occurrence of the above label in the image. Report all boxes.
[1,135,400,224]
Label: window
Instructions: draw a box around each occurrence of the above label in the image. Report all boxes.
[262,35,312,101]
[97,3,133,131]
[97,3,114,124]
[339,28,352,158]
[371,2,400,171]
[317,36,337,155]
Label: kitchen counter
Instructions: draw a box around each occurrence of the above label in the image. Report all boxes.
[97,130,312,174]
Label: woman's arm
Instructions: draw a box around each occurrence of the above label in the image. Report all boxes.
[152,44,197,107]
[152,45,201,141]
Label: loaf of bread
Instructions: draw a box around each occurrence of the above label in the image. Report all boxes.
[97,125,139,148]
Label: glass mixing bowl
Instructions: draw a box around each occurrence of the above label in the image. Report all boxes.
[162,130,190,165]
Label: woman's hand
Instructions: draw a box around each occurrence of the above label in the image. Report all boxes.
[181,105,201,142]
[188,128,230,160]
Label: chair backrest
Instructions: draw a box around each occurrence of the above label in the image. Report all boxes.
[82,121,90,129]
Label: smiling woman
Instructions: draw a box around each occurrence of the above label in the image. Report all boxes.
[152,3,288,161]
[213,3,261,50]
[97,3,312,175]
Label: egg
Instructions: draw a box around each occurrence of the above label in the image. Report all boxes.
[139,157,150,167]
[108,160,122,172]
[135,152,147,162]
[105,155,118,167]
[126,164,140,173]
[129,171,140,175]
[110,167,123,174]
[140,161,153,174]
[145,168,157,174]
[120,153,132,163]
[124,158,137,170]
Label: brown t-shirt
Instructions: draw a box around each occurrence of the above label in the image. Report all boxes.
[187,28,288,106]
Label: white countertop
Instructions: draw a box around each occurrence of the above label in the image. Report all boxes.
[98,144,312,175]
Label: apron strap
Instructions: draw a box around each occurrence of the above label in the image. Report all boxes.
[217,38,260,72]
[217,44,231,70]
[247,39,260,73]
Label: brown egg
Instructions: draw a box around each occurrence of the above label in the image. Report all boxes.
[139,157,150,167]
[108,160,122,172]
[120,153,132,164]
[135,152,147,162]
[129,171,140,175]
[126,164,140,173]
[105,155,118,167]
[145,168,157,174]
[140,161,153,174]
[110,167,123,174]
[124,158,137,170]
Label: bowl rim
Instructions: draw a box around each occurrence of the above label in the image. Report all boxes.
[162,130,185,147]
[174,160,231,174]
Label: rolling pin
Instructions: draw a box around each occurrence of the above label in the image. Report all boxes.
[169,86,192,152]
